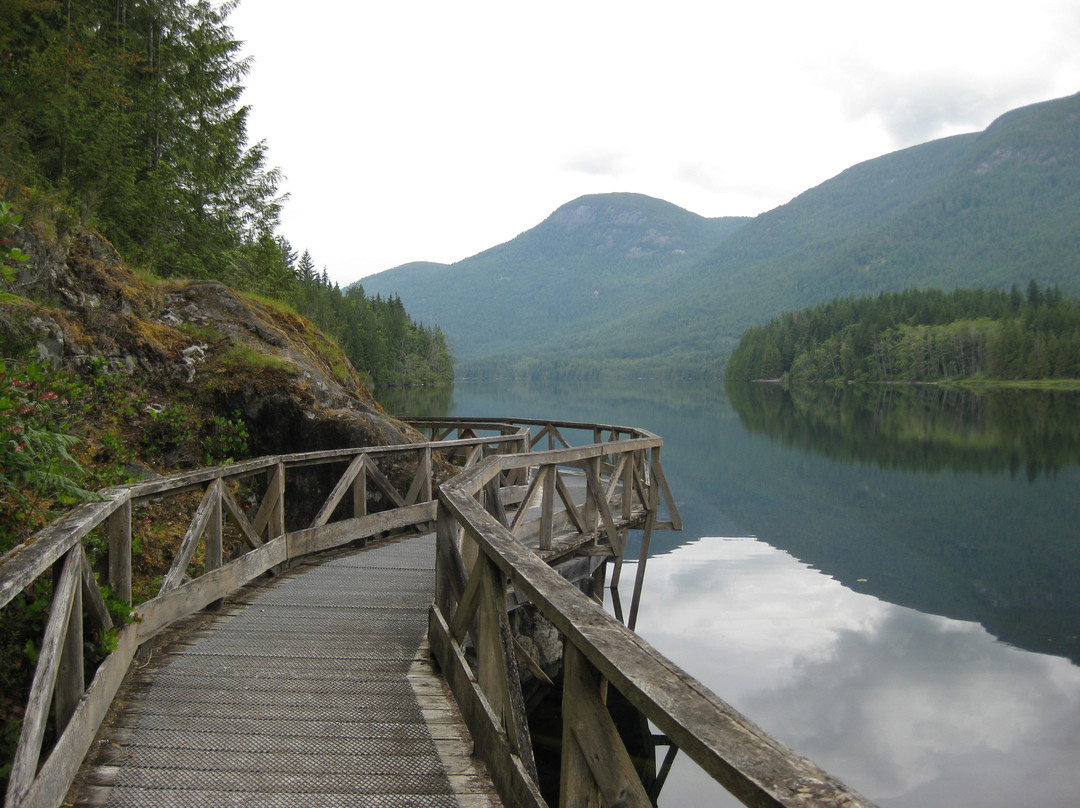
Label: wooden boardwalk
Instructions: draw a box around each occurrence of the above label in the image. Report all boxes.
[69,534,500,808]
[6,418,875,808]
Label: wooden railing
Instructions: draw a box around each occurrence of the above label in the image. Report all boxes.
[1,417,876,808]
[424,418,879,808]
[0,432,520,808]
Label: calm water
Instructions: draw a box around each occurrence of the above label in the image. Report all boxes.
[377,380,1080,807]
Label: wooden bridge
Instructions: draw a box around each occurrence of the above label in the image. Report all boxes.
[0,417,876,808]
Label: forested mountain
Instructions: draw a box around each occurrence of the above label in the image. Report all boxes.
[362,92,1080,378]
[361,194,749,374]
[0,0,450,387]
[725,284,1080,382]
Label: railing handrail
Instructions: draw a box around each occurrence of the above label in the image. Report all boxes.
[1,416,874,808]
[0,425,532,808]
[429,427,878,808]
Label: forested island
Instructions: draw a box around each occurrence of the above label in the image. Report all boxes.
[724,284,1080,383]
[0,0,451,387]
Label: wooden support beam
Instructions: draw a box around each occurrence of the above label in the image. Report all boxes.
[476,556,539,783]
[405,446,432,505]
[310,453,366,528]
[6,546,82,806]
[561,643,652,808]
[483,478,509,528]
[205,479,223,573]
[250,462,285,540]
[54,554,84,734]
[508,469,545,537]
[449,558,484,645]
[583,459,620,551]
[650,448,682,530]
[352,463,367,519]
[159,481,219,595]
[80,549,112,633]
[220,482,264,550]
[363,454,407,509]
[628,482,659,631]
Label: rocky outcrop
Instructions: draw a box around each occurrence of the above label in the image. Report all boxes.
[3,224,421,467]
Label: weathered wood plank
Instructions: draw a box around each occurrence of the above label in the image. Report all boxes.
[107,494,132,605]
[428,606,547,808]
[286,502,436,558]
[650,448,683,530]
[404,445,432,506]
[80,549,113,633]
[23,625,138,808]
[126,456,279,501]
[563,643,652,808]
[219,481,264,550]
[54,556,85,734]
[476,557,538,782]
[136,537,287,640]
[310,453,365,528]
[6,547,82,805]
[538,465,556,551]
[362,454,407,509]
[438,487,878,808]
[249,461,284,540]
[158,481,218,595]
[0,496,122,610]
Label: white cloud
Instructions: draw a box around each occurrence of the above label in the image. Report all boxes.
[227,0,1080,283]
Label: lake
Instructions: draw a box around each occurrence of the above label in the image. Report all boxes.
[376,380,1080,807]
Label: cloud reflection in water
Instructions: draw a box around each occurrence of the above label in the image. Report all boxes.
[616,537,1080,807]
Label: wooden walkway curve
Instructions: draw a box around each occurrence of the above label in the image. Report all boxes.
[2,417,877,808]
[70,533,498,807]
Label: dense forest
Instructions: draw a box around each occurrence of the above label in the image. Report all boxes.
[0,0,451,386]
[725,284,1080,382]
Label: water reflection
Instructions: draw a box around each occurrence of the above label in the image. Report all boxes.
[618,538,1080,807]
[381,379,1080,806]
[725,381,1080,479]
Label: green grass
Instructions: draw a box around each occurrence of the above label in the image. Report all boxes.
[221,344,293,373]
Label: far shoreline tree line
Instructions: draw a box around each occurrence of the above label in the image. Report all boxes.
[725,283,1080,383]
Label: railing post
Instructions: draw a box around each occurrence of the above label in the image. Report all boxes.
[559,643,652,808]
[435,499,463,618]
[108,493,132,605]
[206,479,223,573]
[539,464,556,551]
[353,458,368,518]
[270,461,285,538]
[476,555,538,782]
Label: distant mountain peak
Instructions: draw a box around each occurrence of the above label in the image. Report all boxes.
[361,92,1080,375]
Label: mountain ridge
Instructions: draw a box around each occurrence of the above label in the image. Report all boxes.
[362,92,1080,378]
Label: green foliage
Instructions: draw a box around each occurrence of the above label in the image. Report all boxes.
[292,273,453,387]
[141,402,195,460]
[0,0,284,280]
[202,410,248,464]
[0,5,452,389]
[725,284,1080,382]
[0,361,96,551]
[0,201,29,299]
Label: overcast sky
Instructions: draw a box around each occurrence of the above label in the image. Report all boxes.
[226,0,1080,284]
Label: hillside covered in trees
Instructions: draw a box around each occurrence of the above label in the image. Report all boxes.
[0,0,450,387]
[365,93,1080,379]
[724,284,1080,382]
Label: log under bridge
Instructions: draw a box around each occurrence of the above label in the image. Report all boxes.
[0,417,876,808]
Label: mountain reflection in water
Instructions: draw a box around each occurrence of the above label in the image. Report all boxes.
[617,538,1080,808]
[378,379,1080,806]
